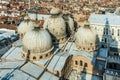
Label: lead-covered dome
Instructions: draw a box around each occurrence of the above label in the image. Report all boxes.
[43,8,66,43]
[22,24,54,60]
[75,25,97,52]
[17,16,35,39]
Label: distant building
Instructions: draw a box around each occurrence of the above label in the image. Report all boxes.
[89,9,120,80]
[89,13,120,56]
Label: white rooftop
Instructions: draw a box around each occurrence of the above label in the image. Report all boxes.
[47,52,70,72]
[21,62,44,78]
[39,72,59,80]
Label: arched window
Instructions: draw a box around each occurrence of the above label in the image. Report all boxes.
[46,54,48,57]
[80,60,83,66]
[83,48,85,50]
[22,54,25,57]
[40,56,42,59]
[33,56,36,60]
[118,29,120,36]
[106,28,108,35]
[84,63,88,67]
[105,38,107,43]
[27,50,30,59]
[75,60,78,65]
[57,71,59,76]
[88,48,90,50]
[112,29,114,35]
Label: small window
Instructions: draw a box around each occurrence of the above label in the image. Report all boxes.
[83,48,85,50]
[112,29,114,35]
[46,54,48,57]
[33,56,36,60]
[106,28,108,35]
[105,38,107,43]
[75,61,78,65]
[103,28,105,34]
[118,29,120,36]
[40,56,42,59]
[90,43,92,46]
[84,63,88,67]
[22,54,25,57]
[80,60,83,66]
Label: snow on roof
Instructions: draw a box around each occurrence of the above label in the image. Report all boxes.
[0,45,11,57]
[0,28,15,33]
[0,61,25,69]
[47,54,60,71]
[70,50,96,63]
[0,69,36,80]
[21,62,44,78]
[1,32,15,38]
[12,40,22,47]
[0,30,6,34]
[2,46,23,61]
[0,61,59,80]
[33,58,49,66]
[1,47,16,59]
[89,13,120,26]
[54,53,70,71]
[39,72,59,80]
[0,36,5,40]
[63,42,77,53]
[47,52,70,71]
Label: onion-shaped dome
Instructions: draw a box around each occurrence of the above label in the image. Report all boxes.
[17,16,34,36]
[43,8,66,40]
[75,25,97,52]
[22,25,53,56]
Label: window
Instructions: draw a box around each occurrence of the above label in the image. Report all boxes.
[112,29,114,35]
[40,56,42,59]
[103,28,105,34]
[84,63,88,67]
[106,28,108,35]
[118,29,120,36]
[83,48,85,50]
[33,56,36,60]
[105,38,107,43]
[22,54,25,57]
[57,71,59,76]
[90,43,92,46]
[80,60,83,66]
[27,50,30,59]
[75,61,78,65]
[46,54,48,57]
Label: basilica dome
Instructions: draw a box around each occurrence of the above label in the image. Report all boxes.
[75,25,97,52]
[17,16,34,39]
[43,8,66,43]
[22,24,54,60]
